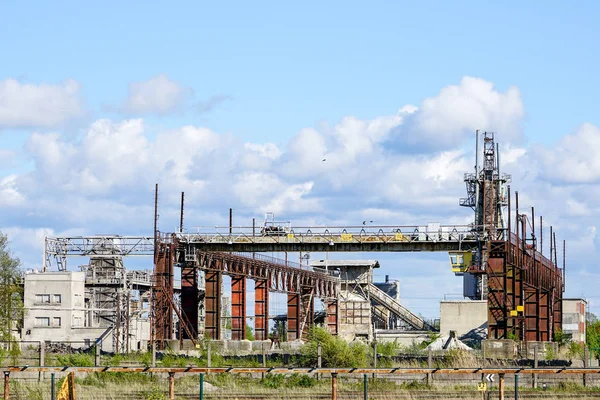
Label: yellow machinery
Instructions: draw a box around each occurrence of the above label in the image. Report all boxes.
[449,251,472,274]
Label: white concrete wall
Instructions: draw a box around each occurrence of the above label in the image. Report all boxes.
[440,300,487,338]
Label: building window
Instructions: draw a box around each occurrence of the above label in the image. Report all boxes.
[35,317,50,327]
[52,317,61,327]
[73,317,81,327]
[53,294,62,304]
[35,294,50,304]
[74,294,82,307]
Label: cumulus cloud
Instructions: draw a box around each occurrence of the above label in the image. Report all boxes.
[0,79,84,129]
[391,76,524,150]
[122,74,189,115]
[535,123,600,184]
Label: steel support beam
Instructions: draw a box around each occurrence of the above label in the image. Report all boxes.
[153,243,175,348]
[205,269,222,340]
[181,261,198,340]
[231,276,246,340]
[254,280,270,341]
[287,293,300,341]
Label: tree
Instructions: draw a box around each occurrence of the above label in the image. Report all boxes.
[586,313,600,360]
[0,232,24,341]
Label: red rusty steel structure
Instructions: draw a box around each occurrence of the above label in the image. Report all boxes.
[152,240,340,347]
[194,251,339,342]
[145,131,564,346]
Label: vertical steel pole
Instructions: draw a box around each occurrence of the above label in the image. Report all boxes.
[199,373,204,400]
[363,373,368,400]
[169,372,175,400]
[229,208,233,235]
[207,342,211,367]
[533,345,538,388]
[331,373,338,400]
[51,372,55,400]
[180,192,185,232]
[514,373,519,400]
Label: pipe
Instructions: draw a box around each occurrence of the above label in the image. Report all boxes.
[200,373,204,400]
[179,192,185,233]
[540,216,543,257]
[531,207,535,248]
[563,240,566,292]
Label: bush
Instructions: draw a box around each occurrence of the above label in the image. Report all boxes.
[300,327,370,368]
[55,353,94,367]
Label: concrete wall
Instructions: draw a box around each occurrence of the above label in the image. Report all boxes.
[440,300,487,338]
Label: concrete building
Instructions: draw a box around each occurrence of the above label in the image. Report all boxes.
[22,269,151,352]
[563,298,587,343]
[22,271,105,345]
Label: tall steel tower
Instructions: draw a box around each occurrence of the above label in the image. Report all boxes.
[459,131,511,299]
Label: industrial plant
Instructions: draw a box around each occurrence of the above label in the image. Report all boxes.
[19,132,585,355]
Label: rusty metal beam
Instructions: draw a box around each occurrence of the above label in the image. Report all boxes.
[4,366,600,375]
[326,300,339,336]
[287,293,300,341]
[231,276,246,340]
[205,270,222,340]
[195,252,339,299]
[180,261,198,340]
[153,242,175,348]
[254,279,270,341]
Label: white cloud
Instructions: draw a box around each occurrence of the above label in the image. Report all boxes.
[0,79,84,128]
[396,76,524,149]
[123,74,188,115]
[536,123,600,184]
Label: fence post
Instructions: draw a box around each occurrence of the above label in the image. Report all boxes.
[199,373,204,400]
[318,343,322,381]
[331,372,338,400]
[151,341,157,367]
[94,339,101,367]
[39,341,46,382]
[207,342,211,367]
[532,345,538,389]
[498,373,504,400]
[262,343,267,380]
[514,373,519,400]
[51,372,55,400]
[427,348,433,385]
[3,371,8,400]
[584,346,589,387]
[363,373,368,400]
[168,372,175,400]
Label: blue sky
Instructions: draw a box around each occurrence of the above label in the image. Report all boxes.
[1,1,600,318]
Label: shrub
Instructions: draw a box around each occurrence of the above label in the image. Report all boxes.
[300,327,370,368]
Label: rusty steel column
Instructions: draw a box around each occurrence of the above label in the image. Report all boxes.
[326,300,339,335]
[181,261,198,340]
[205,270,222,340]
[154,243,175,348]
[254,279,270,341]
[539,291,550,341]
[231,276,247,340]
[287,293,300,341]
[524,290,539,342]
